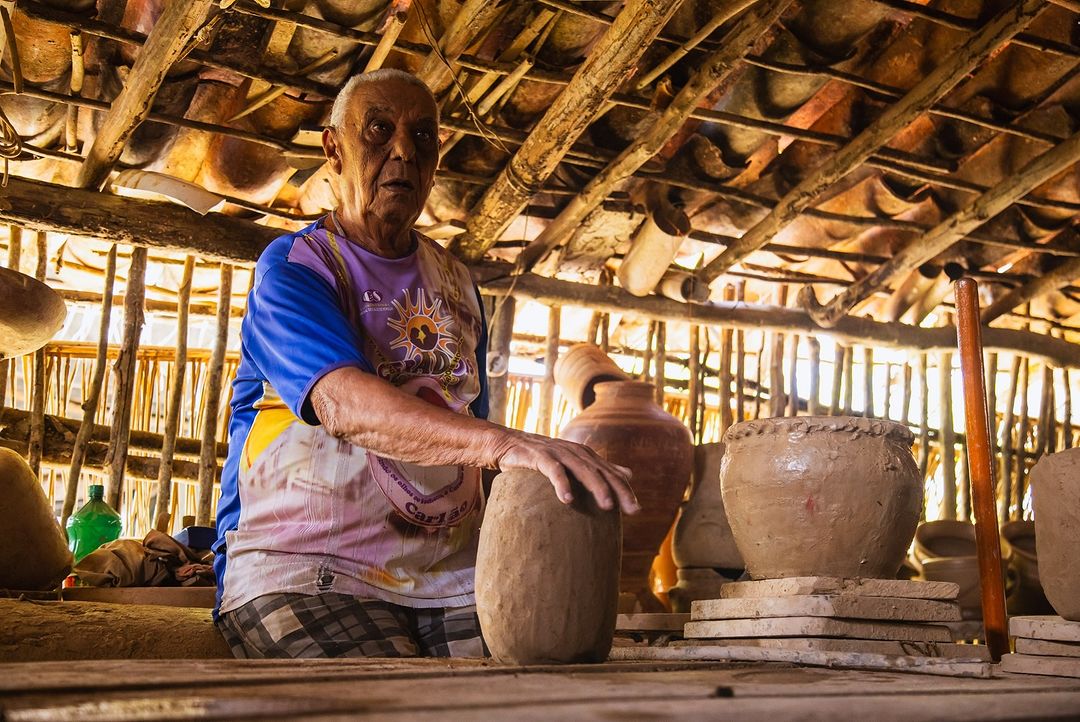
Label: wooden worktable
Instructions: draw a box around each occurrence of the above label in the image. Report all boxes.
[1,657,1078,720]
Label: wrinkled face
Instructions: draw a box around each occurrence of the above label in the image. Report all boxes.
[323,78,439,236]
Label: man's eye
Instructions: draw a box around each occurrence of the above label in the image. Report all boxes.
[369,121,392,135]
[416,129,434,142]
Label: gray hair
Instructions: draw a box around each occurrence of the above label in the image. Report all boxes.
[328,69,438,128]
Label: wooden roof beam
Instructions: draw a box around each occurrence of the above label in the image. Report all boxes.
[511,0,795,271]
[696,0,1047,287]
[981,232,1080,323]
[800,128,1080,327]
[448,0,688,262]
[75,0,215,190]
[415,0,504,95]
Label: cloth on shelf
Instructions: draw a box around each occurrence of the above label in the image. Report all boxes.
[74,530,214,588]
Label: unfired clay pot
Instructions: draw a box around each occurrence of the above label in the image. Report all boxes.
[672,442,743,571]
[1001,520,1053,616]
[0,267,67,359]
[475,469,621,664]
[559,381,693,604]
[921,557,982,620]
[913,520,976,564]
[0,448,72,590]
[720,416,922,580]
[553,344,629,411]
[1031,448,1080,621]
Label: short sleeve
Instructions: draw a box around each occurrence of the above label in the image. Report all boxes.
[243,258,373,424]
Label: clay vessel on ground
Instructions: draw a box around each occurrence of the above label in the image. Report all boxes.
[1031,449,1080,621]
[475,469,621,664]
[559,381,693,606]
[913,520,977,565]
[0,265,67,359]
[672,442,743,572]
[0,448,72,590]
[921,557,982,620]
[1001,520,1053,616]
[553,344,629,411]
[720,416,922,580]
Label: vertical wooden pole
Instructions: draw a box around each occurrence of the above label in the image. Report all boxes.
[753,332,766,420]
[641,320,656,382]
[1063,365,1072,449]
[719,291,734,434]
[918,353,931,519]
[689,324,701,441]
[536,304,561,437]
[0,225,23,414]
[999,354,1022,521]
[829,345,845,416]
[786,334,799,417]
[939,350,956,521]
[105,246,148,511]
[63,245,118,525]
[1014,356,1030,521]
[195,264,233,527]
[842,345,854,416]
[654,321,666,407]
[769,286,788,418]
[953,277,1009,662]
[862,346,875,418]
[27,232,48,478]
[735,283,746,423]
[901,362,913,426]
[486,295,516,426]
[599,313,610,354]
[883,363,893,421]
[1041,361,1057,457]
[153,256,194,532]
[807,336,821,416]
[587,311,602,346]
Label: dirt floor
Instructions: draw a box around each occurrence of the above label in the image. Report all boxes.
[1,657,1079,720]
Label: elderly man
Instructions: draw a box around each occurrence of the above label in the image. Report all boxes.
[213,69,637,659]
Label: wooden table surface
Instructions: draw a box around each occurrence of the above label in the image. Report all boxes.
[1,657,1079,720]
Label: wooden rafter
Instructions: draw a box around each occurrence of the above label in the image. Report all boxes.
[801,129,1080,327]
[514,0,795,272]
[449,0,687,262]
[981,238,1080,323]
[75,0,215,190]
[696,0,1047,286]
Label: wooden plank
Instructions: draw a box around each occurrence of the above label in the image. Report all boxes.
[1010,616,1080,643]
[691,595,961,623]
[1000,653,1080,680]
[678,636,991,661]
[611,645,991,678]
[61,586,215,608]
[720,577,960,600]
[76,0,215,189]
[683,617,953,642]
[617,614,690,632]
[1015,637,1080,659]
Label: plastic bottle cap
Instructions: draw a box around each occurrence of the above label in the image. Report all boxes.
[88,484,104,498]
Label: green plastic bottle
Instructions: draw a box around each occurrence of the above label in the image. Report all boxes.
[66,484,122,563]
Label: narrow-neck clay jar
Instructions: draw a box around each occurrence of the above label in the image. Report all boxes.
[0,448,73,590]
[672,442,743,571]
[1030,448,1080,621]
[720,416,922,580]
[553,344,630,411]
[475,469,621,664]
[559,381,693,604]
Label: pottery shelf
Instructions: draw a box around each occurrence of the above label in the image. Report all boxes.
[1000,616,1080,680]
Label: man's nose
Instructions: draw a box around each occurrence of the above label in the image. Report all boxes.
[391,130,416,162]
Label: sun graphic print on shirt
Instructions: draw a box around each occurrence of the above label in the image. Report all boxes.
[383,288,463,386]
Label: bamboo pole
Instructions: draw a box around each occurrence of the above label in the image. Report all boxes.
[999,355,1022,522]
[862,346,875,418]
[27,232,48,478]
[807,337,821,416]
[918,353,931,513]
[104,246,148,510]
[486,296,516,426]
[953,277,1009,661]
[689,324,701,441]
[654,321,667,407]
[786,334,799,417]
[829,345,845,416]
[62,245,118,524]
[1014,356,1031,522]
[153,256,194,532]
[195,264,233,526]
[363,0,410,72]
[940,351,956,520]
[536,305,561,437]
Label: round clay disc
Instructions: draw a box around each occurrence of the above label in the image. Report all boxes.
[0,266,67,359]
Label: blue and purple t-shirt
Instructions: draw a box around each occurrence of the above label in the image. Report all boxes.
[214,218,488,616]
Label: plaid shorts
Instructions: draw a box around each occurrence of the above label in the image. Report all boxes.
[217,592,488,659]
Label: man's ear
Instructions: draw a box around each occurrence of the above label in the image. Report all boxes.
[322,127,342,174]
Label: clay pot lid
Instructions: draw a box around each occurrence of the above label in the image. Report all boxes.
[723,415,915,445]
[0,266,67,359]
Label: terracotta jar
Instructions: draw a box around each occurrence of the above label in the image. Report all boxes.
[0,448,72,590]
[475,469,621,664]
[553,344,629,411]
[1031,448,1080,621]
[559,381,693,604]
[0,267,67,358]
[721,416,922,580]
[672,442,743,571]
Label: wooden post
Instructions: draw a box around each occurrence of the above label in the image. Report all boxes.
[62,245,117,525]
[807,337,821,416]
[153,256,194,531]
[918,353,931,511]
[753,331,766,420]
[1014,356,1031,522]
[641,320,656,382]
[105,246,148,510]
[863,346,875,418]
[953,277,1009,662]
[883,363,894,421]
[587,311,602,347]
[940,351,957,520]
[719,313,734,434]
[829,345,845,416]
[842,345,854,416]
[786,334,799,417]
[901,362,913,426]
[195,264,232,526]
[735,283,746,423]
[536,305,561,437]
[689,324,701,441]
[1062,365,1073,449]
[27,232,48,478]
[486,296,516,427]
[999,355,1022,521]
[654,321,667,407]
[599,313,610,354]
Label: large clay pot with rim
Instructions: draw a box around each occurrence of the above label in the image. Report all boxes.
[553,344,629,411]
[1031,448,1080,621]
[0,448,72,590]
[720,416,922,580]
[559,381,693,605]
[475,469,621,664]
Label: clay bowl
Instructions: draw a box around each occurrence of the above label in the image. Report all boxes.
[720,416,923,580]
[1001,520,1053,616]
[921,557,982,620]
[913,520,977,566]
[1031,449,1080,621]
[0,267,66,358]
